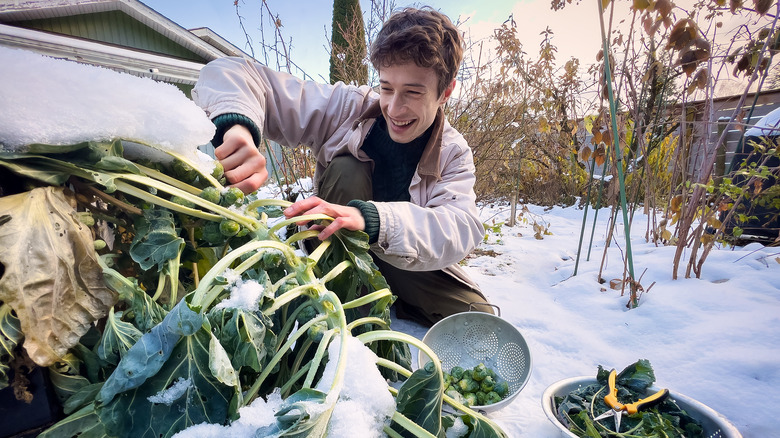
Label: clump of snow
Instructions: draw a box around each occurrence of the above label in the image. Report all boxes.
[171,390,283,438]
[314,335,397,437]
[147,377,192,405]
[213,272,264,311]
[0,46,215,166]
[446,416,469,438]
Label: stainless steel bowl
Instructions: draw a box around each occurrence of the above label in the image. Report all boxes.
[542,376,743,438]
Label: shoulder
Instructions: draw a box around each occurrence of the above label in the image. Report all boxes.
[441,120,470,154]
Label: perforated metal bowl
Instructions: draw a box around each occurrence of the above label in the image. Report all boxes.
[542,376,743,438]
[417,308,532,412]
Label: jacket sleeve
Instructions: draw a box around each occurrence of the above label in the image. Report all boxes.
[370,136,484,272]
[192,57,372,152]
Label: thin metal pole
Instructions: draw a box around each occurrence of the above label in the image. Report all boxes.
[596,0,637,306]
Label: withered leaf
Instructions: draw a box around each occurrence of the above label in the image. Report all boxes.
[0,187,117,366]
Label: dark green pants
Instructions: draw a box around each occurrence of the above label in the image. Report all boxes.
[317,155,492,327]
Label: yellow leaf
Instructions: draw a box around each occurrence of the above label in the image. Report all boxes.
[633,0,651,10]
[708,217,723,229]
[700,233,715,245]
[661,229,672,241]
[775,257,780,265]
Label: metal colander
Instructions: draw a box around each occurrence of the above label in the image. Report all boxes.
[542,377,743,438]
[417,307,532,412]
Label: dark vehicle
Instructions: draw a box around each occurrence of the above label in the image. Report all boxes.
[723,107,780,244]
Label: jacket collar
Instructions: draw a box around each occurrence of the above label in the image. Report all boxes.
[354,101,444,180]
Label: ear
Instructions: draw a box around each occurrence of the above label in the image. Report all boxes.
[439,79,456,104]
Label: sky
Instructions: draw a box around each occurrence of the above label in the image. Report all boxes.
[140,0,609,82]
[3,42,778,438]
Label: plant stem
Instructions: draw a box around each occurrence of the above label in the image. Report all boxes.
[285,229,320,247]
[118,174,257,229]
[246,198,292,211]
[342,289,393,309]
[318,260,353,284]
[389,412,438,438]
[302,328,335,389]
[268,213,334,235]
[135,163,202,195]
[346,317,389,332]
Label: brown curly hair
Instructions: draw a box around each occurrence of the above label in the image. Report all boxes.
[370,7,463,96]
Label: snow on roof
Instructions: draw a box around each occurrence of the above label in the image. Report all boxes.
[0,46,215,161]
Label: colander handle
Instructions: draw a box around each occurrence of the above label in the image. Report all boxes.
[468,302,501,317]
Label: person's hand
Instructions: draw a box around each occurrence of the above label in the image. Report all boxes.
[215,124,267,194]
[284,196,365,241]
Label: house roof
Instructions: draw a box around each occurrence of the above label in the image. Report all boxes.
[0,0,251,85]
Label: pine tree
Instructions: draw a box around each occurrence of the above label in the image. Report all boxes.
[330,0,368,85]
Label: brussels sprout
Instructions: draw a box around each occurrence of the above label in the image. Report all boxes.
[494,380,509,397]
[480,375,496,393]
[211,161,225,180]
[220,187,245,207]
[463,392,478,407]
[485,391,502,405]
[172,159,198,184]
[476,391,488,406]
[472,363,489,382]
[450,366,464,381]
[199,186,221,204]
[307,320,328,342]
[458,376,478,393]
[93,239,107,251]
[219,219,240,237]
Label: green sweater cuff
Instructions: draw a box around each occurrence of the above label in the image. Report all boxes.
[347,200,380,244]
[211,113,261,147]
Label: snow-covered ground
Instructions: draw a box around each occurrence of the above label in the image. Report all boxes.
[399,202,779,437]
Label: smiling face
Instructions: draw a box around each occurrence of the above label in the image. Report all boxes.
[378,62,455,144]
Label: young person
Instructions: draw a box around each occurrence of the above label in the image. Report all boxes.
[192,7,492,326]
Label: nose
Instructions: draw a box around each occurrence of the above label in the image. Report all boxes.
[387,92,406,116]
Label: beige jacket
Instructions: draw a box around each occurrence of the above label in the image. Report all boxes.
[193,57,483,277]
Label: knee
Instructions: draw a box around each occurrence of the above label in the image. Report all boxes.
[318,155,372,203]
